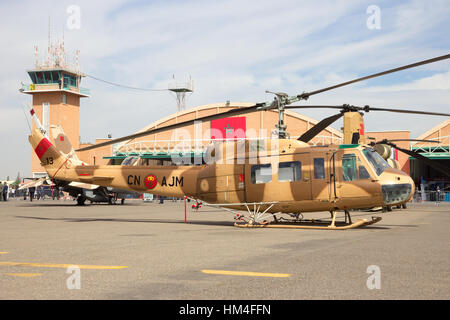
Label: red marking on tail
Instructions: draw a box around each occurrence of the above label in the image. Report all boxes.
[35,138,53,159]
[30,109,35,116]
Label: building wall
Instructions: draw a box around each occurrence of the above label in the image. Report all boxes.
[414,119,450,147]
[78,139,113,166]
[30,92,80,176]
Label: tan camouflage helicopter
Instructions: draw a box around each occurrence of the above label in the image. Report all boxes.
[28,54,450,230]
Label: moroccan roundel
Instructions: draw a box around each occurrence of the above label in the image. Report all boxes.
[144,174,157,189]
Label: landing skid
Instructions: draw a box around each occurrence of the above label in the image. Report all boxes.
[234,216,382,230]
[203,201,382,230]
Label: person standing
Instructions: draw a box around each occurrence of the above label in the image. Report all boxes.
[29,186,36,202]
[2,182,8,201]
[36,186,42,200]
[436,186,441,206]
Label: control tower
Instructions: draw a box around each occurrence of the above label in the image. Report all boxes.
[20,40,90,178]
[168,76,194,112]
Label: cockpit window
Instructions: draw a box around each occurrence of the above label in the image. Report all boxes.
[358,157,371,179]
[362,148,390,175]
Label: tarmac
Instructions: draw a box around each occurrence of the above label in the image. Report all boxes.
[0,198,449,300]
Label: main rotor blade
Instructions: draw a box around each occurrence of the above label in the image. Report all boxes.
[286,105,450,117]
[285,105,345,110]
[385,142,450,178]
[299,54,450,98]
[366,107,450,117]
[76,105,262,152]
[379,139,441,143]
[297,112,344,143]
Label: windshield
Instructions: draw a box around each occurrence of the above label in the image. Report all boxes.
[362,148,390,176]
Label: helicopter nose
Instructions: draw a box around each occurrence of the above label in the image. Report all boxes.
[381,180,414,205]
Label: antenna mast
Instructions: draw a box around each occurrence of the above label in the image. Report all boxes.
[168,76,194,112]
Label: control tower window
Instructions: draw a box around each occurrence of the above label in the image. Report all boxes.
[30,71,61,84]
[52,71,60,82]
[36,72,44,84]
[63,74,77,88]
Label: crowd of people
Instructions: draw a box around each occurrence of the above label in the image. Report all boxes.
[0,184,64,202]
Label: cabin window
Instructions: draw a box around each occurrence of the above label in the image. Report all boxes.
[342,154,357,181]
[313,158,325,179]
[278,161,302,182]
[358,157,371,179]
[62,94,67,104]
[251,164,272,184]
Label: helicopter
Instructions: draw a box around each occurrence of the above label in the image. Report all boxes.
[28,54,450,229]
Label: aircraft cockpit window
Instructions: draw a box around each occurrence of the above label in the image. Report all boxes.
[122,156,139,166]
[358,157,371,179]
[342,154,357,181]
[278,161,302,182]
[313,158,325,179]
[363,148,390,175]
[251,164,272,184]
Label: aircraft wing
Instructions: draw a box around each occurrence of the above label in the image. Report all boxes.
[68,181,100,190]
[18,178,48,190]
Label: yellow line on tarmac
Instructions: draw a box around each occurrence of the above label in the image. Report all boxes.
[201,269,290,278]
[0,252,9,254]
[0,262,128,270]
[6,273,42,278]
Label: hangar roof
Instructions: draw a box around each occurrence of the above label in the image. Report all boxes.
[115,102,344,151]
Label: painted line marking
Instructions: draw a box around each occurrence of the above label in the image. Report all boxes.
[201,269,291,278]
[6,273,42,278]
[0,252,9,255]
[0,262,128,270]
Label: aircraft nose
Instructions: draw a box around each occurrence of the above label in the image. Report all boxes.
[381,181,414,205]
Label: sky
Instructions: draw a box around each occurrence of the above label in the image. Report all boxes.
[0,0,449,179]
